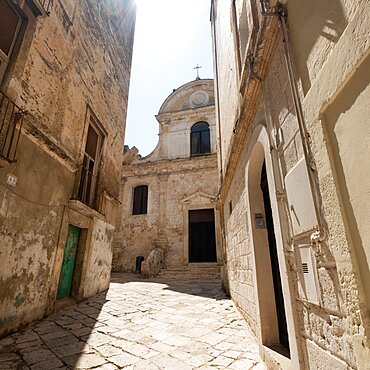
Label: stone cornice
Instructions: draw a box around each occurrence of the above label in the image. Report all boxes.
[156,105,215,124]
[121,154,217,179]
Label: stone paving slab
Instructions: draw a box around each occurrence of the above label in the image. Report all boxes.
[0,274,266,369]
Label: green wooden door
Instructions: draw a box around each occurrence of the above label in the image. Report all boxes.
[57,224,80,299]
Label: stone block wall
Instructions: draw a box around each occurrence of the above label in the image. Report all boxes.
[223,139,257,334]
[212,0,370,368]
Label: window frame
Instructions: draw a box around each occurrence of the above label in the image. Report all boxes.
[83,116,104,177]
[77,108,105,209]
[132,185,148,215]
[190,121,211,157]
[0,0,22,85]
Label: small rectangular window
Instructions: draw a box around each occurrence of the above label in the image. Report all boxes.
[133,185,148,215]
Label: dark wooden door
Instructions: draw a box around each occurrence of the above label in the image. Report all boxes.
[189,209,217,263]
[260,162,290,352]
[57,224,80,299]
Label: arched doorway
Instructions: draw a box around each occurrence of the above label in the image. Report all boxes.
[248,143,290,356]
[260,161,289,352]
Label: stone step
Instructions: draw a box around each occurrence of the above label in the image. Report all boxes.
[159,274,221,277]
[160,268,221,273]
[164,267,220,273]
[157,264,221,280]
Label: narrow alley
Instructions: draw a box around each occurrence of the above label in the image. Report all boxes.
[1,1,369,369]
[0,275,266,370]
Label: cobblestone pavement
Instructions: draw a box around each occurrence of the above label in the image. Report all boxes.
[0,274,266,370]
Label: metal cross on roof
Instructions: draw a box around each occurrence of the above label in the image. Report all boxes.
[193,64,202,80]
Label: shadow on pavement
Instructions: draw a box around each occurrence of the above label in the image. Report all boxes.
[110,272,228,301]
[0,291,108,370]
[0,273,229,370]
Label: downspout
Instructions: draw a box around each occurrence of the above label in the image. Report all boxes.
[259,0,326,244]
[259,5,317,368]
[278,8,326,245]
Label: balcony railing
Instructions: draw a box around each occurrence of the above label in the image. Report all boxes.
[37,0,52,14]
[27,0,52,16]
[0,91,25,163]
[76,165,100,210]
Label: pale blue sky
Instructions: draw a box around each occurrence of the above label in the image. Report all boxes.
[125,0,214,156]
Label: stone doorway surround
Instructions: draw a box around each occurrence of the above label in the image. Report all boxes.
[180,191,222,266]
[188,208,217,263]
[245,125,302,369]
[47,206,94,314]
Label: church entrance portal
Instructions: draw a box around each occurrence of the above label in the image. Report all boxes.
[260,162,290,352]
[189,209,217,263]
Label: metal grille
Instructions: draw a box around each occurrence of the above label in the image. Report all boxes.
[0,91,25,162]
[302,262,309,274]
[76,164,99,210]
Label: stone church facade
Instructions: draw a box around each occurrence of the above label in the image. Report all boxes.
[211,0,369,369]
[0,0,136,336]
[113,79,222,276]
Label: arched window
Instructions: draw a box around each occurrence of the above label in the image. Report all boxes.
[190,122,210,156]
[132,185,148,215]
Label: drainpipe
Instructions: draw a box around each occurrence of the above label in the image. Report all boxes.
[278,8,326,244]
[259,1,326,244]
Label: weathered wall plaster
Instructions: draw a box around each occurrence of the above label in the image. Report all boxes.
[0,0,136,336]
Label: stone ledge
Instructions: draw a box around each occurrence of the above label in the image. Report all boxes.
[68,199,105,221]
[0,157,14,169]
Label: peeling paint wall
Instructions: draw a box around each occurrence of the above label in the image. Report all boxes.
[0,0,136,336]
[83,218,115,297]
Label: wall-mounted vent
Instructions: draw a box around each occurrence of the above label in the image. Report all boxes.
[302,262,309,274]
[296,244,320,304]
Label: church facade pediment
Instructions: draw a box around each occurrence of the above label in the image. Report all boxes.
[158,79,215,114]
[180,191,216,205]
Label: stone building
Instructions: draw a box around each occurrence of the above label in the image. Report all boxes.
[211,0,369,369]
[0,0,136,336]
[113,79,222,277]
